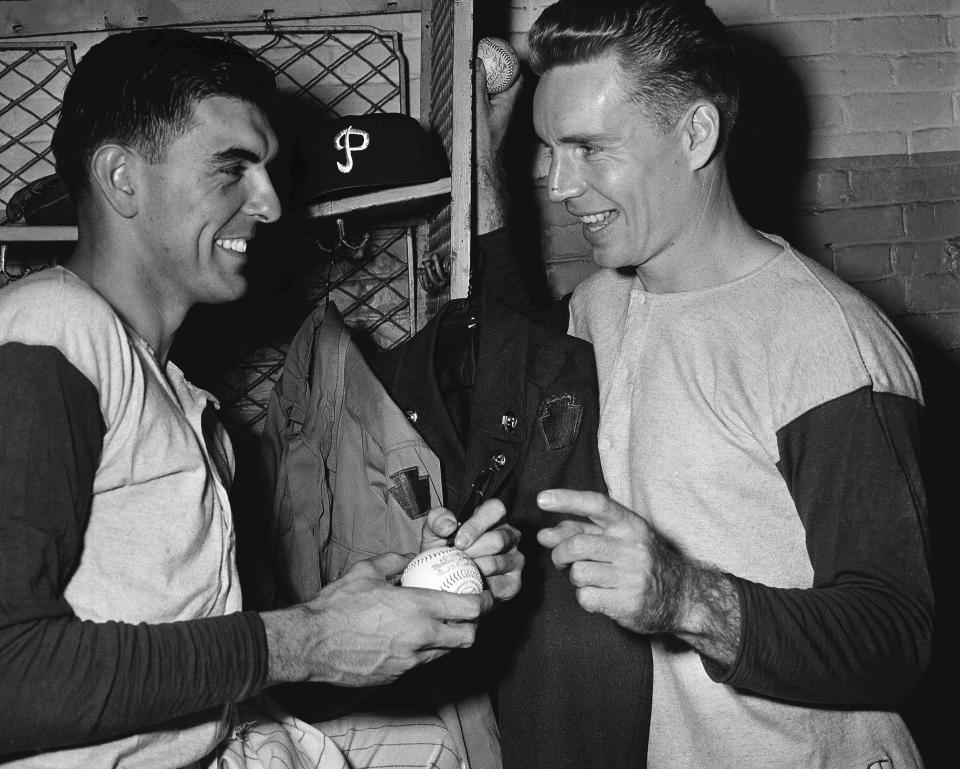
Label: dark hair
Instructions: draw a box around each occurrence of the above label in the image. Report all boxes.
[529,0,739,143]
[51,28,276,201]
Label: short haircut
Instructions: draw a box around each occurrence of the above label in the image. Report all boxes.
[51,28,276,201]
[529,0,739,144]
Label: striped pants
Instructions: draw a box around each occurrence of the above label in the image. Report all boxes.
[211,696,463,769]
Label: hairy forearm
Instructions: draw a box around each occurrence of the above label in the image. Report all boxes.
[476,160,508,235]
[630,526,742,667]
[672,563,742,667]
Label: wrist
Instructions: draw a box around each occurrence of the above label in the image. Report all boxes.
[673,566,742,667]
[477,162,509,234]
[261,607,312,686]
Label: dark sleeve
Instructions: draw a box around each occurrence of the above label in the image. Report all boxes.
[473,229,570,329]
[0,343,268,756]
[711,386,934,707]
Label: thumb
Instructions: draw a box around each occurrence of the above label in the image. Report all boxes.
[364,552,414,578]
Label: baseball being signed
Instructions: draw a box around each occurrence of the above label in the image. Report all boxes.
[400,546,484,594]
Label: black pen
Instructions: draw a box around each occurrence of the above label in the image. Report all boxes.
[445,452,507,547]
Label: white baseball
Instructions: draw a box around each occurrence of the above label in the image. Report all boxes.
[400,546,484,594]
[477,36,519,95]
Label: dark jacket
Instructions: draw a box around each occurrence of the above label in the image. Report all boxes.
[370,292,653,769]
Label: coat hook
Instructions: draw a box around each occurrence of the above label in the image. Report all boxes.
[312,216,369,260]
[417,250,450,294]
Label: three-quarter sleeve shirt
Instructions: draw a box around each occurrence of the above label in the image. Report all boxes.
[568,236,932,769]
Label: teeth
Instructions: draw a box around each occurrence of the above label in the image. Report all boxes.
[216,238,248,253]
[579,211,616,231]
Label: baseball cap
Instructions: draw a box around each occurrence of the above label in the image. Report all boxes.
[289,113,448,211]
[4,173,76,226]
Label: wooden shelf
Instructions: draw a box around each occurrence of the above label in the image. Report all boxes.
[296,177,451,221]
[0,176,452,243]
[0,225,78,242]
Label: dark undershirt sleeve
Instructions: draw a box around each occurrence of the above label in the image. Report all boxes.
[472,229,540,315]
[710,386,934,707]
[473,229,571,330]
[0,343,268,756]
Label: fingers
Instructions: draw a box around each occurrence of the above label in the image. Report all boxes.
[451,497,508,550]
[537,489,633,527]
[358,552,415,579]
[568,559,618,590]
[403,586,494,623]
[471,548,524,601]
[548,530,615,569]
[489,71,523,112]
[481,568,523,603]
[421,497,523,604]
[537,517,602,548]
[422,506,460,546]
[470,550,523,579]
[474,59,491,121]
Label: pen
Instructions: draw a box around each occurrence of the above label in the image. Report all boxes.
[445,452,508,547]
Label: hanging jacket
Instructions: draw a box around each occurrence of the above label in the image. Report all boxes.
[369,292,653,769]
[258,299,500,769]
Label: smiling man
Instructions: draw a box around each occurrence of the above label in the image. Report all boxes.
[0,28,521,769]
[523,1,933,768]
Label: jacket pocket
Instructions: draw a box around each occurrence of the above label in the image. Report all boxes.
[274,431,331,602]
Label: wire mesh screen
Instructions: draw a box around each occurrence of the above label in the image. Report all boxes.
[0,41,75,222]
[196,25,407,118]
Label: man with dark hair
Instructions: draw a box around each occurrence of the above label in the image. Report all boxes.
[0,27,521,768]
[508,0,932,766]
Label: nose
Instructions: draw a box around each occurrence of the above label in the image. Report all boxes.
[547,153,585,204]
[245,169,282,224]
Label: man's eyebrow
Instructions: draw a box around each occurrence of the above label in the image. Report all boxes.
[558,131,612,145]
[212,147,262,165]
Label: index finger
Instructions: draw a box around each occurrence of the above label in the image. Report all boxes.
[536,489,632,527]
[451,497,508,550]
[407,586,495,621]
[474,59,491,117]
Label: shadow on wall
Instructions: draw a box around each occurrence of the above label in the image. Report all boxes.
[726,30,810,244]
[899,338,957,769]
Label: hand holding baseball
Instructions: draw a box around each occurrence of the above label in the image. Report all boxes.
[475,41,522,234]
[420,498,524,603]
[477,36,520,94]
[261,552,492,688]
[401,546,484,593]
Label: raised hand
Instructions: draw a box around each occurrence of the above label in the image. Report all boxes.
[536,489,741,665]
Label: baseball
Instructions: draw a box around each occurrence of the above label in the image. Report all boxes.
[477,36,520,95]
[400,546,484,594]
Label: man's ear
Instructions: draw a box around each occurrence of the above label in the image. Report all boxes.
[89,144,138,218]
[681,101,721,171]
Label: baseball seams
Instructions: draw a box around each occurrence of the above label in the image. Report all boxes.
[400,546,483,593]
[438,567,483,594]
[477,37,519,95]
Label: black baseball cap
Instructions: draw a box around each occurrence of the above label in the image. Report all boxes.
[289,113,448,210]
